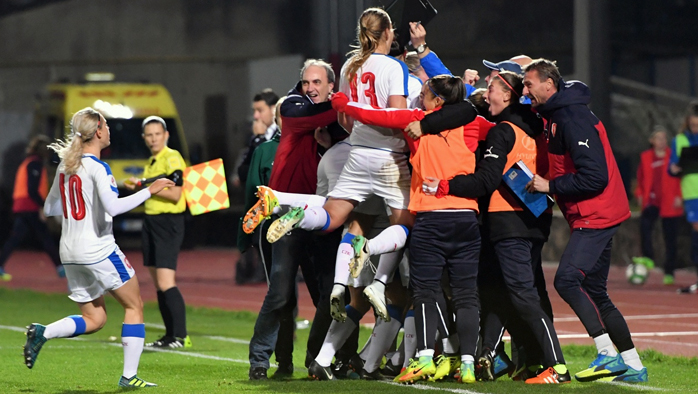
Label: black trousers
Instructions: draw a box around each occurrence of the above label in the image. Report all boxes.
[640,205,680,275]
[0,212,60,268]
[554,225,634,352]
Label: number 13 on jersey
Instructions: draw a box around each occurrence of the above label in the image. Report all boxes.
[349,72,378,107]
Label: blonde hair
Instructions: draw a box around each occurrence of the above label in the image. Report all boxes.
[345,8,392,82]
[48,107,102,175]
[274,96,287,129]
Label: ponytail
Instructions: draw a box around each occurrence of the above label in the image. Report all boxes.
[345,8,391,82]
[49,107,102,175]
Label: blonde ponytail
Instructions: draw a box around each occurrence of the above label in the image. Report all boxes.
[345,8,392,82]
[48,107,102,175]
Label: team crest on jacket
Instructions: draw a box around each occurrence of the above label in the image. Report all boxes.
[550,123,557,138]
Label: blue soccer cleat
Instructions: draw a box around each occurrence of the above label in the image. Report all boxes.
[23,323,47,369]
[574,352,627,382]
[598,366,648,383]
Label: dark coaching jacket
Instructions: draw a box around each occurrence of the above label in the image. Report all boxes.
[536,80,630,229]
[422,102,552,242]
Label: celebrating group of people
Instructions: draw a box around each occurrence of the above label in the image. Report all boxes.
[240,7,648,385]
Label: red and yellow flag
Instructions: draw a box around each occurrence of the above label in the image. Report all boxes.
[183,158,229,216]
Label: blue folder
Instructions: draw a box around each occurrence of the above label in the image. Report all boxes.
[501,160,554,217]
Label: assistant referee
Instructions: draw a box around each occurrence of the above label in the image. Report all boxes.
[126,116,190,349]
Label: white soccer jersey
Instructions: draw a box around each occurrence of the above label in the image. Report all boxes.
[340,54,409,152]
[407,74,423,109]
[44,154,150,264]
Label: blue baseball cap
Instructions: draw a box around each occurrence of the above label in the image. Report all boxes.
[482,59,523,75]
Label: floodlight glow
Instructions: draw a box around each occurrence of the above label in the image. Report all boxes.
[93,100,134,119]
[85,72,115,82]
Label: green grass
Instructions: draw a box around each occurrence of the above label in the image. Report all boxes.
[1,287,697,393]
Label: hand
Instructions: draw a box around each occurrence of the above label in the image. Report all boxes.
[463,69,480,85]
[148,178,175,195]
[314,127,332,149]
[124,177,139,190]
[405,121,423,139]
[409,22,426,47]
[39,208,47,222]
[422,177,440,196]
[252,119,267,135]
[331,92,349,112]
[526,174,550,193]
[675,196,683,209]
[670,163,682,176]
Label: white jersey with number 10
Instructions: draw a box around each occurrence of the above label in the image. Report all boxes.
[340,53,409,153]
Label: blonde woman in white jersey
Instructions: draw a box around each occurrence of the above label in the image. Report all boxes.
[22,108,173,388]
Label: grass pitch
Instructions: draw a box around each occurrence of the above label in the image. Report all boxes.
[1,287,697,393]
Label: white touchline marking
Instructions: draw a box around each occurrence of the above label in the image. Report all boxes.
[554,313,698,323]
[0,325,668,392]
[504,331,698,341]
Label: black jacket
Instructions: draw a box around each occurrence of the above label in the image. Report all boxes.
[420,103,552,242]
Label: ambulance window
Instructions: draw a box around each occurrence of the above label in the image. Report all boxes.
[101,118,184,160]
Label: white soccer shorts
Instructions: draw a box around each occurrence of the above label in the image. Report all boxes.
[64,246,136,303]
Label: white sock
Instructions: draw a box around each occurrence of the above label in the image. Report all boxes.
[366,225,408,255]
[333,242,354,285]
[461,354,475,364]
[363,317,402,373]
[122,323,145,378]
[44,316,85,339]
[442,334,459,355]
[373,250,401,284]
[402,316,417,367]
[593,333,618,357]
[273,191,326,209]
[620,348,644,370]
[298,207,330,231]
[417,349,434,358]
[315,319,358,367]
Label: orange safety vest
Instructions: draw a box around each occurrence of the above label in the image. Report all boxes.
[12,156,48,213]
[409,126,479,213]
[488,121,538,213]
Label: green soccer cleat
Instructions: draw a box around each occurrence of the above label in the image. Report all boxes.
[575,352,627,382]
[396,357,436,384]
[430,354,460,381]
[118,375,157,388]
[598,366,648,383]
[23,323,47,369]
[459,362,476,384]
[0,267,11,282]
[266,207,305,243]
[349,235,370,278]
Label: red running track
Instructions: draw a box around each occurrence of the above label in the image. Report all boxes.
[2,249,697,357]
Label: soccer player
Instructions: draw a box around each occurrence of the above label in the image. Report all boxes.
[126,116,191,349]
[23,107,173,388]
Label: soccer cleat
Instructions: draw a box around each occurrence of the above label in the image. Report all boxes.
[349,235,370,278]
[477,353,495,381]
[332,359,360,380]
[0,267,11,281]
[330,284,347,322]
[663,274,675,285]
[146,336,176,348]
[118,375,157,388]
[363,281,390,322]
[248,366,268,380]
[381,359,402,377]
[308,360,336,380]
[493,352,515,379]
[23,323,47,369]
[360,368,384,380]
[430,354,460,381]
[266,206,305,243]
[243,186,279,234]
[525,366,571,384]
[598,366,648,383]
[459,362,476,384]
[678,283,698,294]
[511,364,542,381]
[271,363,294,379]
[396,357,436,384]
[574,352,627,382]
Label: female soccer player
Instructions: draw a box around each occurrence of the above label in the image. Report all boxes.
[23,107,173,388]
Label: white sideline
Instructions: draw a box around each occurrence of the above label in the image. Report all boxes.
[554,313,698,323]
[1,324,666,392]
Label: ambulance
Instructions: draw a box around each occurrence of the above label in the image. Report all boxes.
[34,75,189,232]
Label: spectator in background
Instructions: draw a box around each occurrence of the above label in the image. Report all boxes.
[669,102,698,294]
[634,126,683,285]
[234,89,280,187]
[0,135,64,281]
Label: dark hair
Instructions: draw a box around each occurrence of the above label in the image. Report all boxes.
[428,75,465,105]
[680,101,698,133]
[467,88,489,116]
[493,71,524,100]
[523,58,561,90]
[253,88,279,107]
[389,40,405,58]
[26,134,51,156]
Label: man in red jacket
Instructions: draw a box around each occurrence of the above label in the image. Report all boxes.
[634,127,683,285]
[524,59,647,383]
